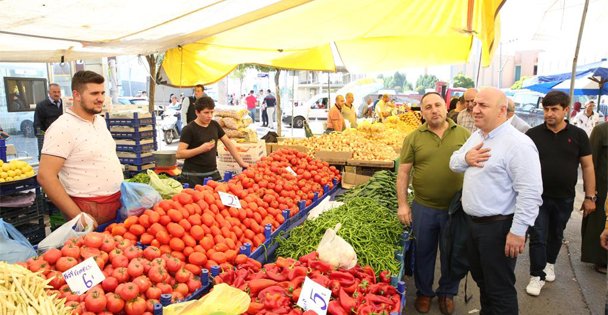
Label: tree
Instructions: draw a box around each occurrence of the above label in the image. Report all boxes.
[452,73,475,88]
[230,64,248,95]
[145,53,164,114]
[415,74,439,95]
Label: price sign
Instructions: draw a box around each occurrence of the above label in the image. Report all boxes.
[218,191,242,209]
[297,277,332,315]
[286,166,297,176]
[63,257,105,295]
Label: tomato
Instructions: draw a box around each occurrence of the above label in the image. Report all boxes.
[156,230,171,245]
[166,257,183,273]
[47,270,66,290]
[132,275,152,293]
[84,290,107,313]
[167,222,185,238]
[169,238,185,252]
[123,216,139,229]
[105,292,125,313]
[209,252,227,264]
[173,267,192,283]
[156,282,173,294]
[186,277,202,293]
[174,282,189,296]
[125,296,147,315]
[41,248,61,265]
[55,257,78,272]
[143,246,162,261]
[61,244,80,259]
[148,265,168,284]
[200,237,214,251]
[129,224,146,236]
[102,276,119,292]
[119,282,140,301]
[111,254,129,268]
[124,245,143,261]
[112,267,129,283]
[146,286,162,300]
[187,252,207,267]
[127,260,145,278]
[83,232,104,248]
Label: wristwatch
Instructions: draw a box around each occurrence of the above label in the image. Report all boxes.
[584,195,597,202]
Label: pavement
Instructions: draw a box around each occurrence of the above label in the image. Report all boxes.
[403,175,608,315]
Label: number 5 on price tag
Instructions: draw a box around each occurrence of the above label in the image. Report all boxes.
[297,277,332,315]
[218,191,242,209]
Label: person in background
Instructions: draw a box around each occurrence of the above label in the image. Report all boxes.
[326,95,345,132]
[361,97,374,118]
[34,83,64,135]
[257,90,267,126]
[181,84,206,124]
[582,122,608,273]
[397,92,470,315]
[457,88,478,133]
[375,94,395,122]
[447,97,460,122]
[570,101,582,118]
[507,98,531,133]
[263,89,277,129]
[573,101,600,137]
[176,96,249,187]
[524,90,595,296]
[245,90,257,122]
[168,94,182,134]
[342,92,358,128]
[38,71,123,227]
[0,125,9,140]
[449,87,543,314]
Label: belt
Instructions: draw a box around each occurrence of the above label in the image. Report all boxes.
[469,214,513,224]
[182,170,219,177]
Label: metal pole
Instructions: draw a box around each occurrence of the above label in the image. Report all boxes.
[569,0,589,116]
[498,42,502,89]
[291,70,295,138]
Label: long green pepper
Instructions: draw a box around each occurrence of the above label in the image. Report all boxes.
[276,197,403,275]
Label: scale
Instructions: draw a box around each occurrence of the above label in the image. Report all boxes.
[152,151,182,177]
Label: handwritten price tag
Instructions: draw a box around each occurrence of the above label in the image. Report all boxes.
[63,257,105,295]
[218,191,242,209]
[297,277,332,315]
[286,166,297,176]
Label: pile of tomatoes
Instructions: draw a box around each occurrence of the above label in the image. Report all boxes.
[22,231,265,314]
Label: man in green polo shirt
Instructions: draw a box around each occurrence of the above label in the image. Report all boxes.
[397,92,470,315]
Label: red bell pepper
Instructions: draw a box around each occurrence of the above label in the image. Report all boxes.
[266,265,288,282]
[292,287,302,302]
[310,274,331,287]
[362,266,376,283]
[329,280,341,297]
[258,285,288,300]
[343,279,360,294]
[310,260,333,273]
[288,276,305,292]
[247,302,264,314]
[299,252,319,265]
[301,310,316,315]
[276,257,297,269]
[365,293,393,305]
[328,300,348,315]
[391,293,401,313]
[379,270,391,284]
[339,287,356,312]
[356,304,375,315]
[287,266,308,280]
[329,271,355,287]
[249,279,278,296]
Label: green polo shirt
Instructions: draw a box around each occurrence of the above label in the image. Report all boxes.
[400,119,470,210]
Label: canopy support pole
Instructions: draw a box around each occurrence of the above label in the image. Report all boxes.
[569,0,589,115]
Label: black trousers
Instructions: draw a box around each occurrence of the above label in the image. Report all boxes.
[261,109,268,125]
[467,217,518,315]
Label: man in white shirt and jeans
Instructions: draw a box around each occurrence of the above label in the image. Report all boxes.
[573,100,600,137]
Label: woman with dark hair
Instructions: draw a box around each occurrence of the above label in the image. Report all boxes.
[447,96,465,123]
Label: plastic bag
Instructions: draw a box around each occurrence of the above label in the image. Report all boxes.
[0,219,36,263]
[147,170,183,199]
[307,199,344,221]
[317,223,357,269]
[37,213,95,252]
[163,284,250,315]
[119,181,162,219]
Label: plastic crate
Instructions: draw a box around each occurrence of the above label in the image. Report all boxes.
[105,112,155,127]
[0,177,39,195]
[111,130,156,140]
[116,143,157,153]
[19,222,47,245]
[0,202,43,228]
[119,155,155,165]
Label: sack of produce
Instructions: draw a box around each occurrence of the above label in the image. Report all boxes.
[119,181,162,218]
[147,170,183,199]
[223,117,239,130]
[163,283,250,315]
[0,219,36,263]
[316,223,357,269]
[38,212,95,252]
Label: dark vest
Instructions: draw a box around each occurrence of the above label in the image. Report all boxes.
[186,96,197,123]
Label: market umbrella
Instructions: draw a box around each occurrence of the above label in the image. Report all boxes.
[161,0,504,86]
[552,75,608,96]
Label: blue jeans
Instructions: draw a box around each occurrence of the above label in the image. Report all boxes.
[528,196,574,279]
[176,115,183,134]
[248,109,256,122]
[411,201,460,297]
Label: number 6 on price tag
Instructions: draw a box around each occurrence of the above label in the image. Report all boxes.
[297,277,332,315]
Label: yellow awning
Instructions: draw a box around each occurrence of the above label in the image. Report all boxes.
[162,0,504,86]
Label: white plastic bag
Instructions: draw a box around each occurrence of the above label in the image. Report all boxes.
[37,213,95,252]
[307,199,344,221]
[316,223,357,269]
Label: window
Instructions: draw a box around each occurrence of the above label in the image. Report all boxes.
[514,65,522,81]
[533,65,538,75]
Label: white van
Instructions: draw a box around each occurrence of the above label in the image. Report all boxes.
[282,78,383,128]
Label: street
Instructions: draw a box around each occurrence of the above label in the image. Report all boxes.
[403,174,607,315]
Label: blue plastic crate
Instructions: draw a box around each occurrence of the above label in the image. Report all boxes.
[0,176,39,195]
[119,154,155,165]
[105,112,155,127]
[116,142,157,153]
[111,130,156,140]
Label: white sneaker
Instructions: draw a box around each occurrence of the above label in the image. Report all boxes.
[544,263,555,282]
[526,276,545,296]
